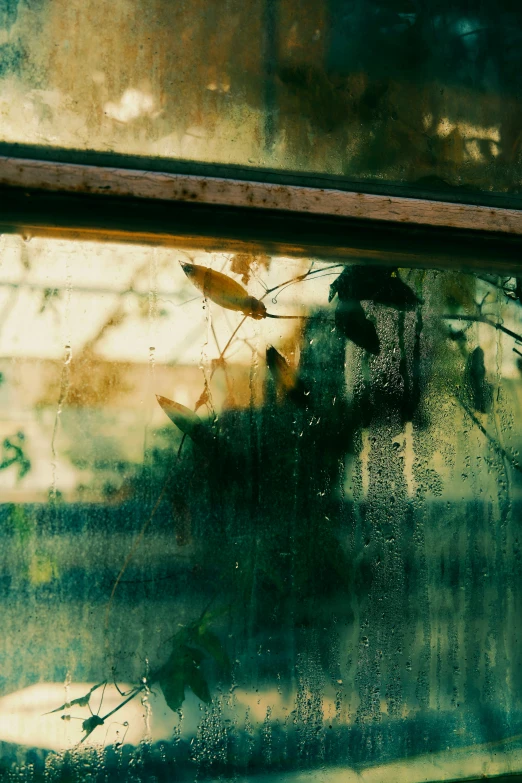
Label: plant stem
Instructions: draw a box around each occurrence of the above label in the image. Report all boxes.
[101,687,143,722]
[264,263,344,297]
[456,396,522,476]
[443,314,522,343]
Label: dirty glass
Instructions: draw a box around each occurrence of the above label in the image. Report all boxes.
[1,232,522,782]
[1,1,522,201]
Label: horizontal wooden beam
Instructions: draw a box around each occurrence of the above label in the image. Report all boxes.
[1,172,522,276]
[1,156,522,235]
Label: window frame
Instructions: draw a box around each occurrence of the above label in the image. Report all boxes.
[1,152,522,783]
[0,153,521,277]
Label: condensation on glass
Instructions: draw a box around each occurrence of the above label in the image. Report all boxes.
[0,233,521,781]
[0,1,522,198]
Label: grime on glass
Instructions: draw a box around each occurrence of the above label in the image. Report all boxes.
[0,234,521,781]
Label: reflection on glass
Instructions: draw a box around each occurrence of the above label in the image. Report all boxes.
[1,2,522,197]
[1,234,522,781]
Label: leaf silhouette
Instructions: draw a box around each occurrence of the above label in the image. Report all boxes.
[80,714,105,743]
[157,644,212,712]
[329,265,418,310]
[43,681,106,715]
[180,262,267,319]
[266,346,309,406]
[195,628,231,675]
[184,662,211,704]
[335,299,380,355]
[184,645,206,665]
[465,347,493,414]
[160,669,185,712]
[156,395,203,439]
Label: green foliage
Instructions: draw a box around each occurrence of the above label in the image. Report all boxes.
[329,266,418,311]
[330,265,419,356]
[0,432,31,480]
[335,298,381,354]
[194,629,231,676]
[42,262,522,745]
[155,614,229,712]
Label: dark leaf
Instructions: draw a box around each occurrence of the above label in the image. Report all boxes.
[335,299,380,355]
[80,714,105,742]
[465,347,493,414]
[184,645,206,665]
[196,628,231,675]
[160,671,185,712]
[447,328,467,343]
[157,650,187,712]
[329,265,394,302]
[371,276,419,310]
[185,661,211,704]
[157,643,212,712]
[82,715,104,733]
[329,265,418,310]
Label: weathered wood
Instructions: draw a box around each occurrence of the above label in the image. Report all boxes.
[1,184,522,275]
[1,156,522,235]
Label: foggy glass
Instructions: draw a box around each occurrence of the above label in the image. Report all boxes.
[1,235,521,781]
[1,1,522,202]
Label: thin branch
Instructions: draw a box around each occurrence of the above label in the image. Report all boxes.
[456,396,522,476]
[264,263,344,297]
[443,314,522,343]
[265,313,304,319]
[211,321,234,402]
[101,687,142,722]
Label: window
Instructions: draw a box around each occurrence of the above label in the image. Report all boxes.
[2,0,522,202]
[1,4,522,782]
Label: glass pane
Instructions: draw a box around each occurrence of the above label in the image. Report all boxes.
[1,234,522,781]
[0,2,521,202]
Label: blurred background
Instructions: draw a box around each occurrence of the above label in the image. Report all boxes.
[0,235,522,780]
[0,0,522,198]
[2,0,522,779]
